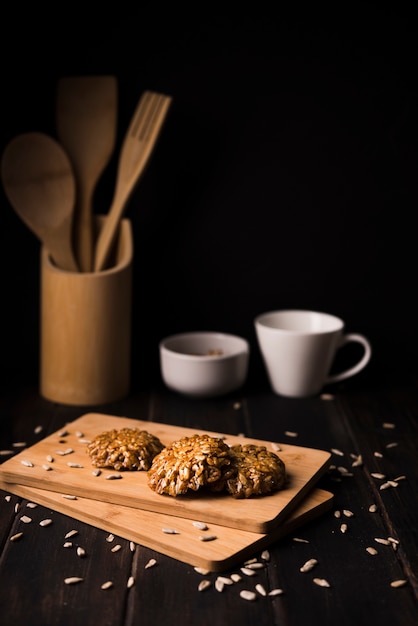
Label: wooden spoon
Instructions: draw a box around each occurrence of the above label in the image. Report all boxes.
[56,75,118,272]
[1,131,78,271]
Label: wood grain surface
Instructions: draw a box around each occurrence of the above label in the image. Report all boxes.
[0,413,331,533]
[0,479,333,571]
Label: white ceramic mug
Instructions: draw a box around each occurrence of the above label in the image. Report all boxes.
[254,310,372,398]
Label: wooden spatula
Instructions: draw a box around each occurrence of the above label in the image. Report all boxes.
[56,76,118,272]
[94,90,172,272]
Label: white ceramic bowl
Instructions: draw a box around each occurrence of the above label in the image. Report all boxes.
[159,331,250,397]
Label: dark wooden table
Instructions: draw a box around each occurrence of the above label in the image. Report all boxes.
[1,376,417,626]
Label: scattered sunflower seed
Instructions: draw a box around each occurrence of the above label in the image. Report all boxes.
[300,559,318,572]
[331,448,344,456]
[92,469,101,477]
[21,460,34,467]
[366,547,378,555]
[111,544,122,553]
[101,581,113,590]
[26,502,37,509]
[340,524,348,533]
[13,442,27,448]
[77,547,86,558]
[162,527,180,535]
[65,530,79,539]
[369,504,378,513]
[382,422,395,429]
[192,521,208,531]
[320,393,334,400]
[271,443,282,452]
[334,510,341,518]
[5,495,11,502]
[42,464,52,471]
[63,542,73,548]
[293,537,309,543]
[198,580,211,592]
[64,577,83,585]
[371,473,386,479]
[386,442,398,448]
[284,431,298,437]
[240,567,257,576]
[374,451,383,458]
[39,519,53,527]
[75,431,84,438]
[67,462,84,468]
[129,541,136,552]
[256,583,267,596]
[0,450,14,456]
[375,537,391,545]
[313,578,331,588]
[343,509,354,517]
[217,576,233,587]
[106,534,115,542]
[62,494,77,500]
[268,588,284,596]
[390,579,407,588]
[34,425,43,434]
[245,562,264,570]
[231,573,242,582]
[199,535,217,542]
[145,558,157,569]
[127,576,135,588]
[10,532,23,542]
[351,455,363,467]
[261,550,270,561]
[46,455,54,463]
[59,430,69,437]
[240,590,257,601]
[105,474,122,480]
[20,515,32,524]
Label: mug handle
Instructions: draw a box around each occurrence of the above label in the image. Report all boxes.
[326,334,372,385]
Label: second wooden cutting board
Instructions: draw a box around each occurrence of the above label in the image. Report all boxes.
[0,413,331,533]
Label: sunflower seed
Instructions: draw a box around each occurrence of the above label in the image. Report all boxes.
[162,527,180,534]
[268,588,284,596]
[129,541,136,552]
[293,537,309,543]
[34,425,43,434]
[343,509,354,517]
[369,504,378,513]
[75,431,84,438]
[320,393,334,400]
[101,581,113,590]
[192,521,208,530]
[42,464,52,471]
[145,558,157,569]
[366,547,378,555]
[371,473,386,479]
[63,494,77,500]
[0,450,14,456]
[385,442,398,448]
[231,573,242,582]
[92,469,101,477]
[59,430,69,437]
[245,562,264,570]
[105,474,122,480]
[77,547,86,557]
[26,502,37,509]
[63,542,73,548]
[375,537,390,545]
[198,580,211,592]
[374,451,383,458]
[240,590,257,601]
[334,510,341,518]
[261,550,270,561]
[199,535,217,542]
[313,578,331,588]
[21,460,34,467]
[67,462,83,468]
[127,576,135,588]
[111,544,122,552]
[64,577,83,585]
[10,532,23,542]
[256,583,267,596]
[65,530,79,539]
[106,534,115,542]
[340,523,348,533]
[331,448,344,456]
[271,442,282,452]
[300,558,318,572]
[13,442,27,448]
[20,515,32,524]
[285,431,298,437]
[39,519,53,527]
[217,576,233,586]
[46,455,54,463]
[382,422,395,429]
[390,579,407,588]
[240,567,257,576]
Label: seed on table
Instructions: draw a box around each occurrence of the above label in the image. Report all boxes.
[340,523,348,533]
[300,559,318,572]
[13,442,27,448]
[162,527,180,534]
[62,494,77,500]
[240,567,257,576]
[14,503,20,513]
[231,573,242,582]
[77,547,86,558]
[285,431,298,437]
[92,469,101,477]
[261,550,270,561]
[46,455,54,463]
[366,547,378,555]
[192,521,208,530]
[101,581,113,590]
[106,534,115,542]
[385,442,398,448]
[26,502,37,509]
[105,473,122,480]
[111,544,122,552]
[20,515,32,524]
[382,422,395,429]
[0,450,14,456]
[217,576,233,586]
[375,537,391,545]
[245,562,264,570]
[271,442,282,452]
[67,462,83,468]
[313,578,331,588]
[59,430,69,437]
[198,580,211,592]
[215,579,225,592]
[42,464,52,471]
[369,504,378,513]
[374,451,383,458]
[39,519,53,527]
[343,509,354,517]
[34,425,43,434]
[21,460,34,467]
[63,542,73,548]
[10,532,23,542]
[293,537,309,543]
[240,590,257,601]
[268,588,284,596]
[390,579,407,588]
[199,535,217,542]
[331,448,344,456]
[256,583,267,596]
[145,558,157,569]
[371,473,386,479]
[129,541,136,552]
[64,577,83,585]
[334,510,341,518]
[127,576,135,588]
[75,431,84,438]
[65,530,78,539]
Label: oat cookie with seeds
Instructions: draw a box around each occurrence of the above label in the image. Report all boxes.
[87,428,165,471]
[147,434,233,496]
[225,444,286,498]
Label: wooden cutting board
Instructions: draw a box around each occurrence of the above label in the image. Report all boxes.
[0,479,333,571]
[0,413,331,533]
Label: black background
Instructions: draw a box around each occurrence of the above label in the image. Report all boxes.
[1,3,417,393]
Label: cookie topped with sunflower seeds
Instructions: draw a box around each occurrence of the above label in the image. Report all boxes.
[225,443,286,498]
[147,434,234,496]
[86,428,165,471]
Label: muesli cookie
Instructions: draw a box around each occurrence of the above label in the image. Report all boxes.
[147,434,233,496]
[225,443,286,498]
[87,428,165,471]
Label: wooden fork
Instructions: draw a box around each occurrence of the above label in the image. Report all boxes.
[93,90,172,272]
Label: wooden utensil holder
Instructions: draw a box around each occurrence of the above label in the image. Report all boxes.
[40,217,132,405]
